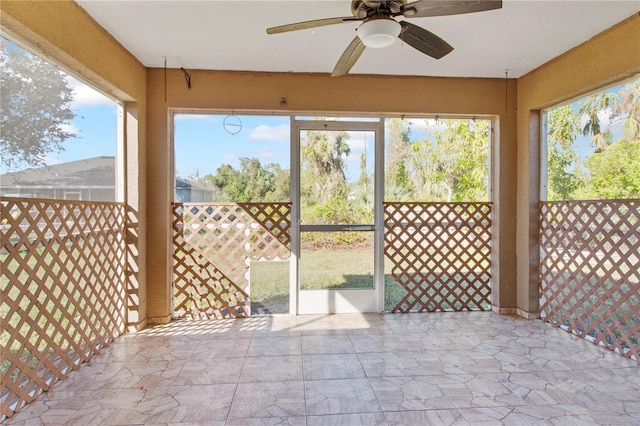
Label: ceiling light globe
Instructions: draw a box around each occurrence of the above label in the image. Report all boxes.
[357,19,401,48]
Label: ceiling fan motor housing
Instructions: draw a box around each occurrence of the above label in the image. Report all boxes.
[352,0,407,19]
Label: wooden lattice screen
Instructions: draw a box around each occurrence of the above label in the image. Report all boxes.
[540,200,640,361]
[0,197,126,420]
[384,202,492,312]
[172,202,291,319]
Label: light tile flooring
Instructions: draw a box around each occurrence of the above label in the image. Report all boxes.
[7,313,639,425]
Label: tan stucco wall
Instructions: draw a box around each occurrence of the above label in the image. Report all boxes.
[146,70,519,321]
[1,0,149,329]
[515,13,640,316]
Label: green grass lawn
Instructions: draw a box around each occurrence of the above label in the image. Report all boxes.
[250,248,408,313]
[250,261,290,314]
[300,248,374,290]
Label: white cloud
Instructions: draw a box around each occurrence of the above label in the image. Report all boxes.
[249,124,289,142]
[580,109,612,130]
[59,122,80,135]
[66,76,117,108]
[345,136,372,168]
[43,153,63,166]
[345,152,361,164]
[406,118,434,132]
[346,131,373,153]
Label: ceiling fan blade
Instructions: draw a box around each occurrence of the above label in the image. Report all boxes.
[267,17,359,34]
[399,21,453,59]
[331,36,366,77]
[401,0,502,18]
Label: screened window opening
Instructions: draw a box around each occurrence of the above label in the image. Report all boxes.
[0,35,121,202]
[542,77,640,201]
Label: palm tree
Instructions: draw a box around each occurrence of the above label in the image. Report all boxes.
[578,92,619,153]
[616,80,640,142]
[385,118,413,200]
[301,130,351,203]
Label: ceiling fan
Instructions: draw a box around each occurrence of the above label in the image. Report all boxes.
[266,0,502,76]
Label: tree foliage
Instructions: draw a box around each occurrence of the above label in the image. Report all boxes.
[299,130,359,224]
[385,119,413,200]
[546,78,640,200]
[198,157,289,202]
[386,118,490,202]
[427,120,490,202]
[578,91,617,153]
[617,80,640,142]
[546,105,583,200]
[580,140,640,199]
[301,130,351,205]
[0,38,76,170]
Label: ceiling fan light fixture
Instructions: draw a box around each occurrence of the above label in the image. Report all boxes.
[357,18,401,48]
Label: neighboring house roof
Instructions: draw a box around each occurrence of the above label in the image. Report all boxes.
[0,156,115,189]
[0,156,214,194]
[175,177,215,193]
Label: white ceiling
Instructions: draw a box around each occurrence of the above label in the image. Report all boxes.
[77,0,639,79]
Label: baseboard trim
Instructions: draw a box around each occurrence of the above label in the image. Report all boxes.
[146,314,172,325]
[491,305,518,315]
[516,308,541,319]
[126,318,148,333]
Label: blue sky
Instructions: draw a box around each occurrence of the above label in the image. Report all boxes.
[174,114,291,179]
[53,77,119,164]
[175,114,381,182]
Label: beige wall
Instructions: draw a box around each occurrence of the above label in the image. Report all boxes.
[4,1,636,325]
[515,13,640,316]
[147,70,519,321]
[1,0,149,330]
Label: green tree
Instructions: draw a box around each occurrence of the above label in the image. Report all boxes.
[578,92,618,153]
[357,150,369,188]
[385,118,413,200]
[300,130,358,225]
[545,78,640,200]
[266,163,290,202]
[407,136,449,201]
[201,158,289,202]
[407,120,489,202]
[546,104,583,200]
[580,140,640,199]
[0,37,76,170]
[239,157,274,201]
[301,130,351,204]
[616,80,640,142]
[205,163,242,201]
[353,150,372,208]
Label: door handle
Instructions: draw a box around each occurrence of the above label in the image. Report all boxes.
[346,225,375,231]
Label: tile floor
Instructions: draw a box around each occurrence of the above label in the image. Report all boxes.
[6,313,639,425]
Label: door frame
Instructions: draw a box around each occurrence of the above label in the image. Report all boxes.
[290,118,385,314]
